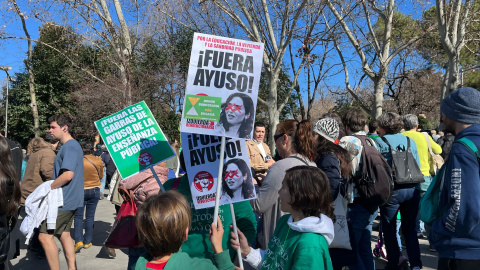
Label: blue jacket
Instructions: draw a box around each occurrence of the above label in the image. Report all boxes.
[430,124,480,259]
[316,152,346,200]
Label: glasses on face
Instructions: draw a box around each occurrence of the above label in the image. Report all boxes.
[274,133,285,142]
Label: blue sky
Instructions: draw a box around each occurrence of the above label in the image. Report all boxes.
[0,0,437,106]
[0,1,41,86]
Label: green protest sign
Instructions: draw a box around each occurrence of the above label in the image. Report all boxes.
[95,101,175,179]
[183,94,222,121]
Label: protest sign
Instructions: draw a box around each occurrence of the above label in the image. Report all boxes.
[180,33,264,140]
[95,101,176,179]
[181,132,256,209]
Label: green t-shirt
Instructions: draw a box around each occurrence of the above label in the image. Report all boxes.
[261,215,333,270]
[163,175,257,260]
[135,250,234,270]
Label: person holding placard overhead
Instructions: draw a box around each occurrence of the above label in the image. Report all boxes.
[216,93,255,139]
[221,158,255,203]
[251,119,317,249]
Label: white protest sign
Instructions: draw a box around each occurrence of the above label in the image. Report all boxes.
[181,132,256,209]
[181,33,264,140]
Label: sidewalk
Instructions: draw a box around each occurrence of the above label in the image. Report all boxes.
[371,222,438,270]
[10,192,129,270]
[9,191,438,270]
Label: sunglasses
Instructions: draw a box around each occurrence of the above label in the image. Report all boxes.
[274,133,285,142]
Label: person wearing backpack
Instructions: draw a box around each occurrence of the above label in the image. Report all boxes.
[402,114,442,241]
[430,87,480,270]
[338,109,384,270]
[374,112,423,270]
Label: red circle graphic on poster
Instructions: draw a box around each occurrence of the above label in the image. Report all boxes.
[193,171,214,192]
[138,152,153,166]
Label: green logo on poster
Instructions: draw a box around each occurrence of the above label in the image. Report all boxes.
[184,94,221,121]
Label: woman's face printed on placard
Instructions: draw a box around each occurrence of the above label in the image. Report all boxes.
[224,163,245,191]
[225,96,247,126]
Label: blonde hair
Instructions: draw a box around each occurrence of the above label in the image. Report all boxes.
[136,191,191,258]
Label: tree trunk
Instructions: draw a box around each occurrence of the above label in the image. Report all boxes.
[373,76,386,119]
[267,104,279,154]
[267,70,280,153]
[12,0,40,137]
[119,62,131,106]
[446,53,460,94]
[26,61,40,137]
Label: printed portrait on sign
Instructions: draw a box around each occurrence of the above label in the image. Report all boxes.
[221,158,255,203]
[215,93,254,140]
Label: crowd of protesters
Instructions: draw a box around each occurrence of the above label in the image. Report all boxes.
[0,86,479,270]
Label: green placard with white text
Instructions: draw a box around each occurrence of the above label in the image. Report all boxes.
[94,101,175,179]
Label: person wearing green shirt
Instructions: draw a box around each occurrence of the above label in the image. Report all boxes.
[162,152,257,261]
[231,166,335,270]
[134,191,234,270]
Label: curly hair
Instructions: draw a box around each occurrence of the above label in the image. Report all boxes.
[222,158,254,199]
[283,166,334,219]
[377,112,404,134]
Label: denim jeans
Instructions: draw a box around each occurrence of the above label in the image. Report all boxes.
[380,188,422,269]
[74,187,100,245]
[348,203,378,270]
[100,167,107,194]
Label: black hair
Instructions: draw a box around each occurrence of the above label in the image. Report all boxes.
[48,114,73,133]
[222,158,254,199]
[81,141,94,155]
[254,122,265,129]
[218,93,254,139]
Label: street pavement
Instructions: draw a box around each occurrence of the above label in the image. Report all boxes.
[8,190,439,270]
[9,191,129,270]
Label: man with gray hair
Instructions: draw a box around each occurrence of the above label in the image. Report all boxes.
[431,87,480,270]
[402,114,442,240]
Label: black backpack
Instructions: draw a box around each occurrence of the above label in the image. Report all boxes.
[352,135,394,206]
[380,137,424,185]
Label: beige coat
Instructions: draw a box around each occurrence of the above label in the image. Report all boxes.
[246,140,271,177]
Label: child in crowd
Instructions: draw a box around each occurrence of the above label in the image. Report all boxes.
[231,166,335,269]
[134,191,234,270]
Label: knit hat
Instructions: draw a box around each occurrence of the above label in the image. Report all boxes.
[313,118,339,143]
[441,87,480,124]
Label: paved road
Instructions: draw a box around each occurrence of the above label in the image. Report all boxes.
[8,191,439,270]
